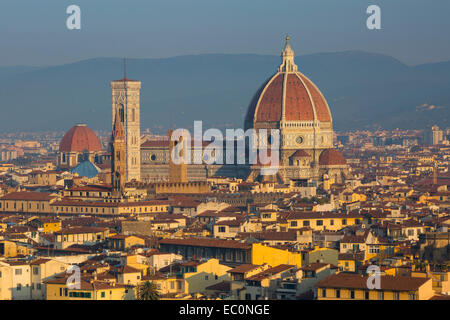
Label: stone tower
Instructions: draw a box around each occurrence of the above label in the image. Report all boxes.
[110,76,141,182]
[168,129,188,183]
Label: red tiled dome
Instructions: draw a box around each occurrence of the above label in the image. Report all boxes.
[246,72,332,125]
[319,149,346,166]
[59,124,103,152]
[245,37,332,129]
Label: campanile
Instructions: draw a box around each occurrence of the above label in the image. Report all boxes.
[110,75,141,182]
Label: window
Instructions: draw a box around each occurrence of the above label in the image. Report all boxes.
[365,291,369,300]
[15,269,22,275]
[290,221,298,227]
[322,289,326,297]
[218,226,226,233]
[330,220,334,226]
[205,276,209,280]
[336,289,340,298]
[316,220,323,226]
[101,292,105,298]
[303,221,310,227]
[342,219,347,225]
[37,283,42,290]
[17,284,22,291]
[378,291,384,300]
[33,267,39,275]
[393,292,399,300]
[69,292,91,298]
[409,293,415,300]
[350,290,355,299]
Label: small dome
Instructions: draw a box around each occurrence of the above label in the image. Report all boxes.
[319,149,346,166]
[59,124,103,152]
[290,150,309,158]
[71,160,101,178]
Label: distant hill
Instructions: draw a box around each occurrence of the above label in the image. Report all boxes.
[0,51,448,133]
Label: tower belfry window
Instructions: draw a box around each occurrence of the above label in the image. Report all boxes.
[119,105,124,122]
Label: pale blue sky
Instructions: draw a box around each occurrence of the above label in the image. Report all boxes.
[0,0,449,66]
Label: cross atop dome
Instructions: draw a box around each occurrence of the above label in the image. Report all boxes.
[278,35,298,73]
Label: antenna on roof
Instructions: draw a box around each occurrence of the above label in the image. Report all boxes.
[123,58,127,79]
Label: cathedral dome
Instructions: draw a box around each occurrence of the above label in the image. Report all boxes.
[319,149,346,166]
[245,36,332,129]
[59,124,103,152]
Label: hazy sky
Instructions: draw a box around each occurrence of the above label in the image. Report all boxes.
[0,0,449,66]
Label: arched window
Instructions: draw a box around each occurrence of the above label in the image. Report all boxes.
[119,105,125,122]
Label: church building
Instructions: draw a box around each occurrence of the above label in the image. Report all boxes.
[108,36,348,190]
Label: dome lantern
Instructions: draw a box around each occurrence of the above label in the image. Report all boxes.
[278,35,298,73]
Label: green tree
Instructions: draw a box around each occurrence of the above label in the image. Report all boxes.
[138,281,160,300]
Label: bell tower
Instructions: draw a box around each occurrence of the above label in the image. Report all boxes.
[168,129,188,183]
[110,61,141,183]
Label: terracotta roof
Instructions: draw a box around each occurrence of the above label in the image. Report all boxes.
[214,219,242,227]
[59,124,102,152]
[54,226,108,235]
[319,149,347,166]
[227,264,261,274]
[45,277,130,290]
[246,264,296,281]
[286,211,363,220]
[0,191,56,201]
[30,258,52,265]
[316,273,430,291]
[300,263,330,272]
[159,237,252,250]
[341,230,371,244]
[116,265,141,274]
[238,231,298,241]
[205,280,232,292]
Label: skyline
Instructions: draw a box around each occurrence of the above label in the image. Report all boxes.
[0,0,450,67]
[0,0,449,306]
